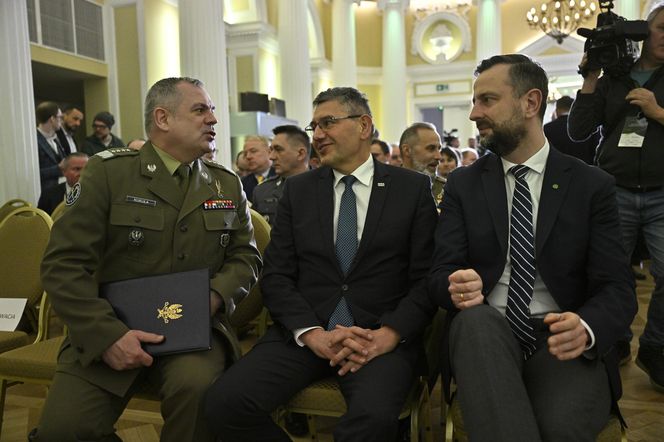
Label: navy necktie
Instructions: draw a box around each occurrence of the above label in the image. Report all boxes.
[506,165,537,357]
[328,175,357,330]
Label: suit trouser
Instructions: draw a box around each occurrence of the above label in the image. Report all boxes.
[33,331,227,442]
[450,305,611,442]
[204,327,416,442]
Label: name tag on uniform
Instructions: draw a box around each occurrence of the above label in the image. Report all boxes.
[126,195,157,206]
[204,199,236,210]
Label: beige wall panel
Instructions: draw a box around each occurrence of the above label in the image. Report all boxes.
[405,11,424,66]
[114,5,143,142]
[356,6,382,67]
[83,77,110,137]
[267,0,278,29]
[30,45,107,77]
[236,55,255,93]
[259,48,280,97]
[315,0,332,60]
[143,0,180,86]
[359,83,382,138]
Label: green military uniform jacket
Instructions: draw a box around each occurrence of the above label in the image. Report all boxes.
[41,142,261,396]
[251,175,286,227]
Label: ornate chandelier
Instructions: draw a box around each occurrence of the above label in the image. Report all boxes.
[526,0,597,44]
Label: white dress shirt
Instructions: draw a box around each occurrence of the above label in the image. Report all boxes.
[294,155,375,345]
[488,142,595,349]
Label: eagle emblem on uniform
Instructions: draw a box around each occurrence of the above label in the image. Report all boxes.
[157,301,183,323]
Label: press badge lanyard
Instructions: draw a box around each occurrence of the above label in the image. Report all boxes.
[617,65,664,148]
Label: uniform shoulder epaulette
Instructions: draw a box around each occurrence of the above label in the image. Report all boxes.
[202,158,235,175]
[95,147,139,160]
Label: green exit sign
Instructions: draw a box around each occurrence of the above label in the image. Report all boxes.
[436,84,449,92]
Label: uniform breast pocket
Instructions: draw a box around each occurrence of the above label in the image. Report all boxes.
[110,203,165,264]
[202,210,241,262]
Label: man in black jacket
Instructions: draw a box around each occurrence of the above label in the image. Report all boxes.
[568,3,664,392]
[544,96,599,164]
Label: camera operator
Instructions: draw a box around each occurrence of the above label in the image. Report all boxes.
[568,2,664,393]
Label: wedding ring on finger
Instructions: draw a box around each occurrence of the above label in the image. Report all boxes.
[459,293,465,301]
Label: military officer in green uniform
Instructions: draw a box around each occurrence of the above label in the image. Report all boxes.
[34,77,261,442]
[252,124,310,227]
[399,122,444,204]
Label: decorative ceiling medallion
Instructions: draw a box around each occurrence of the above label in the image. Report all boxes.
[411,11,471,65]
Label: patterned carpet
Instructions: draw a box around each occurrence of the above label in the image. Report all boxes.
[1,266,662,441]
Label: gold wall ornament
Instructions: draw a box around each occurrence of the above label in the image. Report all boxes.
[157,301,183,323]
[410,11,471,65]
[526,0,597,44]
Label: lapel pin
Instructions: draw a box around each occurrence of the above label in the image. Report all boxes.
[147,164,156,173]
[552,184,559,189]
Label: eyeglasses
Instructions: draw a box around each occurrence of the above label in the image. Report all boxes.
[305,115,363,135]
[92,123,108,129]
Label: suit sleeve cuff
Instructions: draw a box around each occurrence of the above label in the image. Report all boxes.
[294,326,323,347]
[580,318,596,350]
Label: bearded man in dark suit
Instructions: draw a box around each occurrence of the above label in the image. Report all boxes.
[429,54,636,441]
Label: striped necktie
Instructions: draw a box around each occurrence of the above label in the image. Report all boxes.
[328,175,357,330]
[506,165,537,357]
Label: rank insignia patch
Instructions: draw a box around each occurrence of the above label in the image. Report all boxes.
[204,199,236,210]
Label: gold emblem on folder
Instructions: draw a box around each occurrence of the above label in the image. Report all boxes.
[157,302,183,323]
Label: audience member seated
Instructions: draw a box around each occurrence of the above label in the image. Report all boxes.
[126,138,146,150]
[37,152,89,214]
[32,77,261,442]
[429,54,636,441]
[460,147,479,166]
[400,122,444,203]
[370,138,390,163]
[253,125,310,227]
[241,135,276,202]
[205,87,438,442]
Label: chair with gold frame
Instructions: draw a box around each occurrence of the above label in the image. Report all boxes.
[0,198,31,223]
[0,206,56,433]
[229,208,271,334]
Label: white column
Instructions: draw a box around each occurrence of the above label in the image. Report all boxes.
[614,0,640,20]
[278,0,313,126]
[332,0,359,88]
[378,0,409,144]
[0,0,39,204]
[476,0,502,63]
[179,0,232,167]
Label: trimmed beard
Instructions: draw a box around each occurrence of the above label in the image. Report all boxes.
[478,108,527,158]
[412,156,437,179]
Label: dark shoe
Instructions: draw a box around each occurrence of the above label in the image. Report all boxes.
[284,412,309,437]
[636,345,664,392]
[615,340,632,366]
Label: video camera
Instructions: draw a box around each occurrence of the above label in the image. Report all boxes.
[577,0,649,78]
